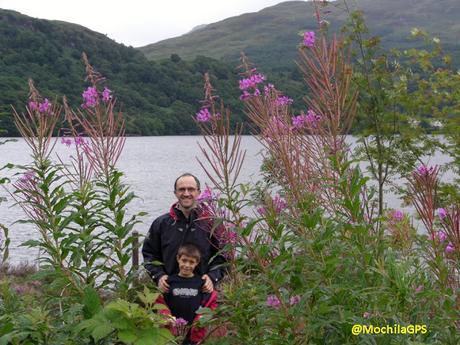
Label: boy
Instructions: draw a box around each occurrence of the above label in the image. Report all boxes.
[156,243,218,345]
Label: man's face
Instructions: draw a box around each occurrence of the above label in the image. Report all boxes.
[174,176,200,210]
[176,254,199,278]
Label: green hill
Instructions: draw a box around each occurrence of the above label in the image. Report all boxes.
[0,9,247,136]
[2,0,459,136]
[139,0,460,70]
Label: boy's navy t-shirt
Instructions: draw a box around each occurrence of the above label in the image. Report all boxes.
[164,274,204,324]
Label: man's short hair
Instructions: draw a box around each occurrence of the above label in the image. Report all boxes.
[177,243,201,262]
[174,173,201,191]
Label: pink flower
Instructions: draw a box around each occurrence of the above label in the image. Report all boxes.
[82,86,99,108]
[303,31,315,47]
[239,91,251,101]
[305,110,321,124]
[61,137,72,147]
[436,231,447,242]
[14,284,28,295]
[263,83,275,96]
[254,89,261,97]
[102,87,112,102]
[289,295,301,306]
[269,116,288,131]
[196,108,212,122]
[220,230,237,246]
[273,194,287,213]
[414,285,423,293]
[257,206,267,216]
[171,317,189,337]
[275,96,293,106]
[74,136,86,147]
[436,208,447,220]
[28,101,38,111]
[390,209,404,222]
[363,312,371,319]
[292,114,308,129]
[19,170,35,183]
[266,294,281,309]
[38,99,51,113]
[174,318,188,327]
[239,79,251,90]
[445,243,455,254]
[291,110,320,129]
[198,186,213,202]
[239,73,265,90]
[414,164,434,177]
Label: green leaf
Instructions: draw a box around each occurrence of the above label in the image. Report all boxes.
[241,219,260,237]
[82,286,102,318]
[0,320,14,337]
[118,329,137,343]
[53,197,70,214]
[19,240,42,248]
[91,322,113,342]
[0,334,13,345]
[134,328,161,345]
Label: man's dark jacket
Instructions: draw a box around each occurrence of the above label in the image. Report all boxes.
[142,203,227,285]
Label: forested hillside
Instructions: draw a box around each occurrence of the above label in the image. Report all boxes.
[140,0,460,70]
[0,10,256,136]
[2,0,459,136]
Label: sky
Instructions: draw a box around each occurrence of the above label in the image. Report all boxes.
[0,0,303,47]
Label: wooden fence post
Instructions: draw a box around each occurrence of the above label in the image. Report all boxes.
[132,230,139,270]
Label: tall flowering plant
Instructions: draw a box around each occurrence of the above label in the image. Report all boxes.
[9,81,89,300]
[61,53,143,295]
[189,2,460,343]
[195,73,308,344]
[9,54,144,307]
[407,165,460,316]
[13,80,60,163]
[238,30,367,227]
[194,73,249,272]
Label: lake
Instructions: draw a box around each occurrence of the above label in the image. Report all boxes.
[0,136,453,264]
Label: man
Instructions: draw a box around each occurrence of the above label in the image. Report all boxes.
[142,173,226,293]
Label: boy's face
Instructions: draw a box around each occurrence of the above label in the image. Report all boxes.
[177,254,199,278]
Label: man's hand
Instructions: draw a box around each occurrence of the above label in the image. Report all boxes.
[158,275,170,293]
[202,274,214,293]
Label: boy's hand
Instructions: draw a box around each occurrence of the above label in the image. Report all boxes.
[202,274,214,293]
[166,315,176,327]
[158,275,170,293]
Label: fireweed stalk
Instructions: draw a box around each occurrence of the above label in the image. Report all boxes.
[239,31,362,225]
[10,81,85,296]
[194,74,251,274]
[195,76,305,342]
[9,54,142,303]
[56,124,105,287]
[63,53,143,294]
[13,80,60,164]
[408,165,460,311]
[438,206,460,308]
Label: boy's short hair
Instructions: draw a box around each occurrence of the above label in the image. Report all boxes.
[177,243,201,262]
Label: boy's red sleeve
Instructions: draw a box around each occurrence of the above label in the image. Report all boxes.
[205,290,218,310]
[155,294,172,316]
[190,291,218,343]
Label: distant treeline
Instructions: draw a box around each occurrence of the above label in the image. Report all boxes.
[0,9,310,136]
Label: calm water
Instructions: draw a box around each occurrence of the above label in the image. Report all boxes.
[0,136,265,264]
[0,136,453,264]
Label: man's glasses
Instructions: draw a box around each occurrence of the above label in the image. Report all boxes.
[176,187,198,193]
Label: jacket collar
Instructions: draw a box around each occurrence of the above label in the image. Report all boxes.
[169,202,211,221]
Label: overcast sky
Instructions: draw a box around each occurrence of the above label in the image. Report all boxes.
[0,0,305,47]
